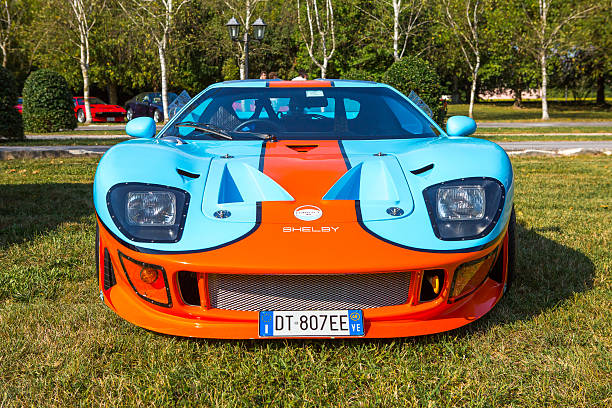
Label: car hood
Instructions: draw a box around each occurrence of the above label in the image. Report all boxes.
[94,137,514,252]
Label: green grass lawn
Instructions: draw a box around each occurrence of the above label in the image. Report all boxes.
[1,138,125,146]
[448,102,612,122]
[0,156,610,407]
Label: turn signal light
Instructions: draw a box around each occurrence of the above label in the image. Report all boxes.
[450,249,498,301]
[118,252,171,307]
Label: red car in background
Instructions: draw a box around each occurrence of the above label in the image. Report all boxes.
[74,97,126,123]
[15,97,22,113]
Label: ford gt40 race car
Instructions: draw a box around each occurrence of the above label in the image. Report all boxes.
[94,79,515,339]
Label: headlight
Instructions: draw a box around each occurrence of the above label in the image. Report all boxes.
[423,177,504,240]
[107,183,189,243]
[127,192,176,226]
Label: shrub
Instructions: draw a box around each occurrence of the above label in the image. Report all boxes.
[341,69,382,83]
[22,69,76,133]
[382,56,445,124]
[0,66,24,140]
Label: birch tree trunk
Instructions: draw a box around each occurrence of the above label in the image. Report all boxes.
[0,42,6,68]
[540,50,549,120]
[468,55,480,118]
[1,0,13,68]
[79,31,92,123]
[158,42,169,122]
[392,0,400,61]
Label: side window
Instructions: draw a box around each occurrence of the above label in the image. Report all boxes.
[142,95,150,103]
[383,96,425,134]
[231,99,257,119]
[344,99,360,120]
[177,97,213,137]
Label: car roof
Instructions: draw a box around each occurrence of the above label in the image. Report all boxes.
[211,79,380,89]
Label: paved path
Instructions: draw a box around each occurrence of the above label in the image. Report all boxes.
[2,141,611,160]
[478,121,612,128]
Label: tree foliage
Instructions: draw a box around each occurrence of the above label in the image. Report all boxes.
[22,69,77,132]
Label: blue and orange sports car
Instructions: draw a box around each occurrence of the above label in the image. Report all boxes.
[94,79,515,339]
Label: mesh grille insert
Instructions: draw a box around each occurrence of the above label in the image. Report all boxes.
[208,272,410,311]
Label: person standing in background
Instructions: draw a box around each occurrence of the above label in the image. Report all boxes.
[259,71,268,80]
[292,70,307,81]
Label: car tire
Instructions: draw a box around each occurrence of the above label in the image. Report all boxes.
[77,109,86,123]
[126,107,134,121]
[153,109,162,123]
[506,207,516,290]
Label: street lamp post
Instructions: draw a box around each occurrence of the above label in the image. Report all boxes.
[226,17,267,80]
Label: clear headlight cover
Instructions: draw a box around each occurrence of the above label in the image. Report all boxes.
[127,192,176,226]
[107,183,189,243]
[423,178,504,241]
[436,186,485,221]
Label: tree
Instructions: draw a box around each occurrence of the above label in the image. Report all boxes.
[119,0,191,122]
[439,0,485,119]
[518,0,598,119]
[297,0,336,79]
[359,0,426,62]
[66,0,107,123]
[480,2,539,108]
[0,0,24,68]
[570,3,611,105]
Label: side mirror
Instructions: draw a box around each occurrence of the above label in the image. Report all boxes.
[126,117,156,138]
[446,115,477,137]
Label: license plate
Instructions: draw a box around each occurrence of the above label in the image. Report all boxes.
[259,310,364,337]
[107,117,115,122]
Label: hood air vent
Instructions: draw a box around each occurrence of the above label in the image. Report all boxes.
[287,144,318,153]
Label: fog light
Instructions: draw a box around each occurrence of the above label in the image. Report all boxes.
[427,274,441,294]
[450,249,498,301]
[420,270,445,302]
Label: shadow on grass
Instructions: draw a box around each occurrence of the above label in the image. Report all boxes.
[0,183,94,249]
[179,221,595,348]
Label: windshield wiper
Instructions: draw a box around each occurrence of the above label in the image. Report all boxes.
[233,130,276,141]
[174,121,233,140]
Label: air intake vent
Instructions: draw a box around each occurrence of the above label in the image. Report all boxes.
[103,248,117,290]
[208,272,411,311]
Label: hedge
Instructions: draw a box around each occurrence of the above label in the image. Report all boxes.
[382,56,445,125]
[22,69,76,133]
[0,66,24,140]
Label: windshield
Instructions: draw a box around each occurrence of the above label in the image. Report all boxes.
[150,93,177,104]
[76,97,107,105]
[161,86,439,141]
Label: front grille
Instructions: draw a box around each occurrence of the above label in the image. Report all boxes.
[208,272,410,311]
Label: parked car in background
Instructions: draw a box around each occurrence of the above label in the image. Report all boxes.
[15,97,22,114]
[124,92,178,123]
[74,97,126,123]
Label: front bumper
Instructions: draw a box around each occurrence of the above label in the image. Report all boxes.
[97,220,509,339]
